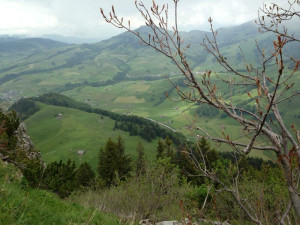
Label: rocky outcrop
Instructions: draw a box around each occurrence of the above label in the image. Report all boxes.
[15,122,41,160]
[0,122,40,162]
[14,122,34,152]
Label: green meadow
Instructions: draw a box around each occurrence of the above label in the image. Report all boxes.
[25,103,159,169]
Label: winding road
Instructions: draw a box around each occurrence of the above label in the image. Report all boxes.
[145,117,176,133]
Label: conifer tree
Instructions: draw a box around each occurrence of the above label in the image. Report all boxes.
[98,137,132,186]
[156,139,165,160]
[41,159,77,198]
[116,135,125,154]
[135,142,146,176]
[76,161,95,187]
[165,135,173,158]
[115,136,132,181]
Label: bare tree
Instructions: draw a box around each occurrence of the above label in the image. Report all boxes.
[100,0,300,224]
[257,0,300,43]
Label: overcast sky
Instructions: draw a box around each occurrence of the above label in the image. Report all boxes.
[0,0,284,41]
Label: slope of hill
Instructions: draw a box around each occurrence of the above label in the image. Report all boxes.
[10,93,187,167]
[24,102,159,168]
[0,38,69,69]
[0,160,121,225]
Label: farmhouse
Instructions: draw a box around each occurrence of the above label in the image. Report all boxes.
[77,150,85,156]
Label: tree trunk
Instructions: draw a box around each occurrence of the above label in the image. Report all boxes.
[281,156,300,224]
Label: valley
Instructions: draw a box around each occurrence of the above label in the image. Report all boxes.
[1,21,300,165]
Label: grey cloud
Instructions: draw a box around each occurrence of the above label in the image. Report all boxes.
[0,0,293,40]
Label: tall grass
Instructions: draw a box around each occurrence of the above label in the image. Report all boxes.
[0,160,122,225]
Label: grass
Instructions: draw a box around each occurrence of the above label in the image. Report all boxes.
[0,160,122,225]
[114,96,145,104]
[25,103,159,169]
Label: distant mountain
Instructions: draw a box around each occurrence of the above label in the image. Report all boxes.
[0,37,69,68]
[0,36,21,43]
[41,34,102,44]
[0,38,68,53]
[0,20,299,98]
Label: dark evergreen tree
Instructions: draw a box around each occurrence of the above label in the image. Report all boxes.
[156,139,165,160]
[21,159,78,198]
[76,162,95,187]
[21,158,44,188]
[41,159,77,198]
[165,135,173,158]
[98,139,116,186]
[135,142,146,176]
[98,137,132,186]
[197,137,219,168]
[177,137,219,185]
[116,136,125,154]
[115,136,132,181]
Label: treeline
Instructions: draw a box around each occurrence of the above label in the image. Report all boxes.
[12,93,186,145]
[9,98,40,120]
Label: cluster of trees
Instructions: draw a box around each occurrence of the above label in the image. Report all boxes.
[195,103,219,118]
[70,136,286,223]
[21,136,140,197]
[10,98,39,120]
[114,117,181,143]
[22,159,95,198]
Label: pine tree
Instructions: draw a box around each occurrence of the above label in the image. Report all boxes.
[136,142,146,176]
[115,136,132,181]
[76,162,95,187]
[197,137,219,167]
[39,159,77,198]
[165,135,173,158]
[116,135,125,154]
[98,137,132,186]
[156,139,165,160]
[98,138,116,186]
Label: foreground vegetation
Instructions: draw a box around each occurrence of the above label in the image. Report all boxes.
[1,108,289,224]
[0,160,121,225]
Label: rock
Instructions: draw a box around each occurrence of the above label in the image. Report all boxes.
[139,219,154,225]
[206,221,231,225]
[15,122,34,151]
[222,222,231,225]
[14,122,41,160]
[156,221,180,225]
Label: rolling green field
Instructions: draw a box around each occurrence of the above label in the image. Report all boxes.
[25,103,159,169]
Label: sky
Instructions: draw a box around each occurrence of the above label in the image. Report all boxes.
[0,0,285,41]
